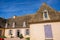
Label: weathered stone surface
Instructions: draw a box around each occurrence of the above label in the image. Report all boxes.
[4,38,25,40]
[1,3,60,28]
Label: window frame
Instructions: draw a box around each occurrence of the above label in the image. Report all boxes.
[12,22,16,28]
[9,30,12,35]
[44,24,53,39]
[23,21,26,27]
[25,29,29,35]
[44,11,48,18]
[43,10,50,20]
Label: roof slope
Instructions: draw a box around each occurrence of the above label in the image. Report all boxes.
[6,3,60,28]
[0,17,6,28]
[29,3,60,23]
[6,14,35,28]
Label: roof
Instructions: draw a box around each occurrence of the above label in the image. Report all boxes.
[6,14,35,28]
[5,3,60,28]
[29,3,60,24]
[0,17,6,28]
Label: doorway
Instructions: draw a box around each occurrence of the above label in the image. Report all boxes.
[17,30,20,37]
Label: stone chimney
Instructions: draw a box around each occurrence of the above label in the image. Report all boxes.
[13,15,16,19]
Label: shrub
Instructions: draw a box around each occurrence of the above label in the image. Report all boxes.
[26,37,30,40]
[19,34,24,39]
[0,36,6,38]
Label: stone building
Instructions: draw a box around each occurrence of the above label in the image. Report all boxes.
[0,3,60,40]
[29,3,60,40]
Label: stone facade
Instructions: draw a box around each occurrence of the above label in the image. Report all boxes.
[0,3,60,40]
[30,22,60,40]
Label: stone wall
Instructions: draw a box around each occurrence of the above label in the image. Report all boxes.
[4,38,20,40]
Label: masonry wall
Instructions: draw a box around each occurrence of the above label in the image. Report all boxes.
[5,28,29,38]
[0,28,5,36]
[30,22,60,40]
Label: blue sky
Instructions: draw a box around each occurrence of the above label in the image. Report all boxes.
[0,0,60,19]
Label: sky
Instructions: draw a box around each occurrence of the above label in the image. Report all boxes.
[0,0,60,19]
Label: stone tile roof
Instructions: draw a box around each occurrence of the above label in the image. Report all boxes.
[5,3,60,28]
[29,3,60,23]
[6,14,35,28]
[0,17,6,28]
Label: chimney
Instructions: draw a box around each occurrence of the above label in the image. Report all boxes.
[13,15,16,19]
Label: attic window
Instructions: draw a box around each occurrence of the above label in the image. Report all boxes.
[44,11,48,18]
[12,22,16,28]
[23,21,26,27]
[5,23,8,28]
[43,10,50,20]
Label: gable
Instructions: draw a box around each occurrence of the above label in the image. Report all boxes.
[3,3,60,28]
[29,3,60,24]
[37,3,60,19]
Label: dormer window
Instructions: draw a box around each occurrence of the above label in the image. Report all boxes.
[44,11,48,18]
[5,23,8,28]
[12,22,16,28]
[23,21,26,27]
[43,10,50,20]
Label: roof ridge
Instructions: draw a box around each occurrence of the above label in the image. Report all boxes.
[37,3,57,13]
[7,13,36,20]
[16,13,35,17]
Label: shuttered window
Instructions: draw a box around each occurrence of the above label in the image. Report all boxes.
[44,25,53,38]
[26,29,29,35]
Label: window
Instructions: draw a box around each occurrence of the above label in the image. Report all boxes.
[17,30,20,37]
[26,29,29,35]
[9,30,12,35]
[12,22,16,28]
[44,25,53,38]
[44,11,48,18]
[23,21,26,27]
[5,23,8,28]
[43,10,50,20]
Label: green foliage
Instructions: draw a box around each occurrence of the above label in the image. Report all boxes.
[19,34,24,39]
[26,37,30,40]
[0,36,6,38]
